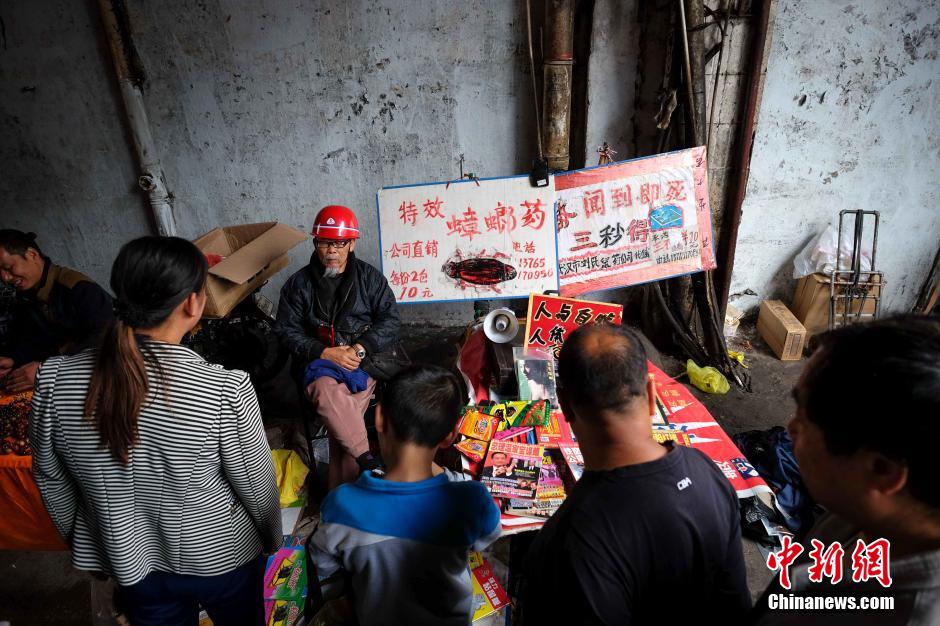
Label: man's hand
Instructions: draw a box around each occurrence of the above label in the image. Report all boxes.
[321,346,362,372]
[6,361,40,394]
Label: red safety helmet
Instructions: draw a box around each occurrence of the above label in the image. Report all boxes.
[311,205,360,240]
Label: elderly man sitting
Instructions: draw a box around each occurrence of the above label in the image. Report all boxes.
[276,205,402,488]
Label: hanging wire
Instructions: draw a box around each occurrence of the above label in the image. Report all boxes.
[526,0,544,160]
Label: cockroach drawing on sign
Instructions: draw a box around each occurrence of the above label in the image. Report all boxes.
[442,248,517,294]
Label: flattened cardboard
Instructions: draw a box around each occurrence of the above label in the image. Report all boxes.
[210,223,307,284]
[758,300,806,361]
[193,222,307,318]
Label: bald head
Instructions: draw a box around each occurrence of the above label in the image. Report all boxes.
[557,323,649,420]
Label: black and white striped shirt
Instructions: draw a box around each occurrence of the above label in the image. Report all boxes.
[29,340,282,587]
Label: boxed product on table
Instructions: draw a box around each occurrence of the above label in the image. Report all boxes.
[263,547,307,600]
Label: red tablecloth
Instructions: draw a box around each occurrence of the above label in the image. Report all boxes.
[0,453,68,550]
[649,363,773,499]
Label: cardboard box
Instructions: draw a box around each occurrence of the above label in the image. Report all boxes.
[792,273,880,339]
[757,300,806,361]
[193,222,307,318]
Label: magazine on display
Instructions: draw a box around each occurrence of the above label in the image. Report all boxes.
[480,440,543,500]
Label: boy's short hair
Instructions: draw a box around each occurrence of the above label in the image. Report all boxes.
[799,315,940,508]
[382,364,464,447]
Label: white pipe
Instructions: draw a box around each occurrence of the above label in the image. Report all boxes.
[99,0,177,237]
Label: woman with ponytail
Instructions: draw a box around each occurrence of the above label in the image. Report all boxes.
[29,237,281,625]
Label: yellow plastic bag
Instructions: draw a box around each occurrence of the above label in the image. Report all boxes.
[686,360,730,395]
[271,449,309,508]
[727,349,748,369]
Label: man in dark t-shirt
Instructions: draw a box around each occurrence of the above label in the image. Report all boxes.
[520,323,751,625]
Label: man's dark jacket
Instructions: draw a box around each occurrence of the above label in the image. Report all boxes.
[4,259,114,365]
[275,252,401,381]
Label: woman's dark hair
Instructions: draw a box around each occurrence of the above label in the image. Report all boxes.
[0,229,42,256]
[800,315,940,508]
[85,236,207,464]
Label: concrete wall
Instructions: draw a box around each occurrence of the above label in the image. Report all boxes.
[2,0,537,324]
[730,0,940,313]
[2,0,936,322]
[582,0,640,166]
[0,0,152,283]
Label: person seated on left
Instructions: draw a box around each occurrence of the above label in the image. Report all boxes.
[0,229,113,393]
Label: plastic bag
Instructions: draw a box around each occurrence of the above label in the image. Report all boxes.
[793,224,872,279]
[271,449,309,508]
[686,360,730,395]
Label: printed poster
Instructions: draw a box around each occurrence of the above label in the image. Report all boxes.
[524,293,623,359]
[555,146,717,296]
[377,175,558,303]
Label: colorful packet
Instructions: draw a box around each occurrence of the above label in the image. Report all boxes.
[494,426,534,441]
[518,400,552,427]
[458,409,499,441]
[455,437,489,463]
[503,401,530,427]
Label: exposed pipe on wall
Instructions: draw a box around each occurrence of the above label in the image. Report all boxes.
[680,0,749,390]
[97,0,177,237]
[542,0,574,170]
[715,0,774,312]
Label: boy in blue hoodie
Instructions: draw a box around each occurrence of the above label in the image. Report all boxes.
[311,364,501,626]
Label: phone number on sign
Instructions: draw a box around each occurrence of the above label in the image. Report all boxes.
[518,257,547,269]
[518,269,555,281]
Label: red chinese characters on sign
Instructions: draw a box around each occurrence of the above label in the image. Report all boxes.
[389,269,429,286]
[389,240,440,258]
[446,207,481,241]
[521,199,546,230]
[611,185,632,210]
[665,180,687,201]
[399,201,417,225]
[556,202,577,231]
[582,189,606,217]
[424,197,445,219]
[379,173,558,304]
[555,146,717,297]
[485,202,516,233]
[640,182,660,204]
[628,218,650,243]
[570,231,597,252]
[525,294,623,358]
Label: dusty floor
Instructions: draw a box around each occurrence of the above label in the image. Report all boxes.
[0,320,801,624]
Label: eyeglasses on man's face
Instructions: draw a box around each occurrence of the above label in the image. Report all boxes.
[314,239,352,250]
